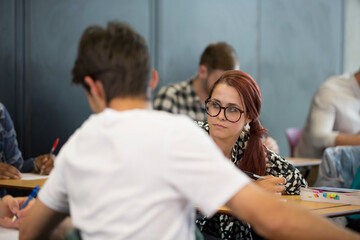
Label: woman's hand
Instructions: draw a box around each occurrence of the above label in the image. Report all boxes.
[255,175,286,195]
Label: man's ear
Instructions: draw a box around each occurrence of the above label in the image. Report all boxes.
[84,76,107,112]
[84,76,98,96]
[84,76,106,100]
[198,65,208,80]
[149,69,159,90]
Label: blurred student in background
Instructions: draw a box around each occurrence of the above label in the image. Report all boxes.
[0,103,54,182]
[296,68,360,158]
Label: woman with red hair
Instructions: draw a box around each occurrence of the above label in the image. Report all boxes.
[196,70,307,240]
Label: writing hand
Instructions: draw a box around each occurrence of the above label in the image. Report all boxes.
[255,175,286,195]
[0,195,34,229]
[0,162,21,180]
[35,154,55,175]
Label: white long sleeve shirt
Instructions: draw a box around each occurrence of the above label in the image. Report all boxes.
[295,73,360,158]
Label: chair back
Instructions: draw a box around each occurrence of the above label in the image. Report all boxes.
[285,128,303,157]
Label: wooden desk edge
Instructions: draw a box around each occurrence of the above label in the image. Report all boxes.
[0,179,46,190]
[286,158,322,167]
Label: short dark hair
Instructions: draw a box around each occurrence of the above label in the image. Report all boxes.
[199,42,239,72]
[72,21,151,102]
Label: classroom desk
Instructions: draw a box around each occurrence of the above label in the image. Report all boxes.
[218,195,360,218]
[286,157,322,168]
[286,158,322,179]
[0,178,46,190]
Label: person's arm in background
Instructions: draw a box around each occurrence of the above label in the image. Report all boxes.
[309,87,360,149]
[0,103,24,179]
[0,195,35,229]
[226,183,359,240]
[0,103,54,177]
[335,133,360,146]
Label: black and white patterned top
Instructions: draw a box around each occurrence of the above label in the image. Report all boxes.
[196,121,308,240]
[153,77,207,121]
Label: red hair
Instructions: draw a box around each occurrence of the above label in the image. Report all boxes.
[208,70,267,175]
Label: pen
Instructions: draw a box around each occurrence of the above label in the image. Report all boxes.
[243,170,265,180]
[40,138,59,175]
[11,185,40,222]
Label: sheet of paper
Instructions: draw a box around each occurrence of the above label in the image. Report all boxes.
[0,227,18,239]
[21,173,49,180]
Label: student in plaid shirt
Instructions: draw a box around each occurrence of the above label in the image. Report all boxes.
[153,42,238,122]
[153,42,279,153]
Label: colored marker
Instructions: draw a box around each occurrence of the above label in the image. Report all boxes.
[243,170,265,180]
[12,185,40,222]
[40,138,59,175]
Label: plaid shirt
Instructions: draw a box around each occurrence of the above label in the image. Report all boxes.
[0,102,34,173]
[153,77,207,121]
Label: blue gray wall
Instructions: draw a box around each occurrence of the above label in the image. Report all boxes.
[0,0,344,157]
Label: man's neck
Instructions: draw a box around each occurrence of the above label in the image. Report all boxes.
[193,75,208,102]
[108,97,151,111]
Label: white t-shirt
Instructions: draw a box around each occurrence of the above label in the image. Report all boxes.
[295,73,360,158]
[39,109,250,240]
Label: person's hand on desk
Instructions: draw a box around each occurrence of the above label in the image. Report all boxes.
[0,195,35,229]
[0,162,21,179]
[35,154,55,175]
[255,175,286,195]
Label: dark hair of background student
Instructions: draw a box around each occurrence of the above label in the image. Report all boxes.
[199,42,239,73]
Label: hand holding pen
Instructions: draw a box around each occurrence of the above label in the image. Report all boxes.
[0,195,35,228]
[10,185,39,224]
[256,175,286,196]
[36,138,59,175]
[243,170,265,180]
[243,171,286,195]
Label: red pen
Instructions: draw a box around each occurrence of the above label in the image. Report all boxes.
[40,138,59,175]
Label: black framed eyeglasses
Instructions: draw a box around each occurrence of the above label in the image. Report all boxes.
[205,99,244,123]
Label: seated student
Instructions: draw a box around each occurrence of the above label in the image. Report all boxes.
[153,42,279,154]
[0,195,34,229]
[0,102,54,181]
[295,68,360,158]
[19,21,359,240]
[195,70,308,239]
